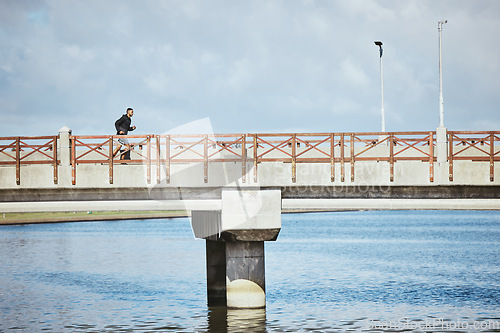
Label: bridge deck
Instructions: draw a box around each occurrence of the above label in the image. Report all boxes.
[1,198,499,215]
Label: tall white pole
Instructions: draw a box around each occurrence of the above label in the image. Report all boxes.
[438,20,447,128]
[380,52,385,132]
[374,41,385,132]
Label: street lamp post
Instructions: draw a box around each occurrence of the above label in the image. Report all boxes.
[438,20,447,128]
[437,20,448,164]
[374,41,385,132]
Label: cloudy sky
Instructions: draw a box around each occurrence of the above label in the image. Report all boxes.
[1,0,499,137]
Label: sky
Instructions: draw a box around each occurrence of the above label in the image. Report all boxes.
[1,0,499,137]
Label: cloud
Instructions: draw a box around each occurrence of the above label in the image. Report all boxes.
[340,0,396,22]
[338,56,371,87]
[0,0,499,136]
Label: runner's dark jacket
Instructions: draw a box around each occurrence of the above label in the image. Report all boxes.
[115,114,135,135]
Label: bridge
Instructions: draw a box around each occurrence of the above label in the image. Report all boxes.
[1,126,499,308]
[1,127,499,205]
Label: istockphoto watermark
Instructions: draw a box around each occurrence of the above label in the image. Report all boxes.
[368,318,500,331]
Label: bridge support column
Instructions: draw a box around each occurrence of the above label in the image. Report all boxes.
[191,189,281,309]
[206,240,227,306]
[206,239,266,308]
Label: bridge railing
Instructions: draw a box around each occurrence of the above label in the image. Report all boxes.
[69,134,248,185]
[250,131,436,182]
[0,136,58,185]
[70,134,157,185]
[1,131,498,185]
[448,131,500,182]
[165,134,247,183]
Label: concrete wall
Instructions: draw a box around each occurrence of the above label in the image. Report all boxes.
[0,160,498,192]
[1,151,499,189]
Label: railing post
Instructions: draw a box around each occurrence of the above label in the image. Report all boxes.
[490,132,495,182]
[165,135,170,184]
[330,133,335,182]
[241,134,246,183]
[15,137,20,185]
[53,136,58,184]
[429,132,434,182]
[350,133,355,182]
[156,135,161,184]
[204,135,208,183]
[71,135,76,185]
[448,131,454,181]
[253,135,258,183]
[436,126,448,163]
[58,126,72,186]
[109,136,113,184]
[147,135,151,184]
[340,134,345,182]
[291,134,296,183]
[389,133,394,182]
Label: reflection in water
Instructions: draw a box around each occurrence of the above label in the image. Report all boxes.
[208,306,266,333]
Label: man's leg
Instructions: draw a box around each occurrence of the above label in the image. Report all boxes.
[113,144,122,158]
[120,144,131,160]
[124,149,131,160]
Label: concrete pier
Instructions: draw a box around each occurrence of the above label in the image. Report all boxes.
[206,240,266,308]
[191,189,281,308]
[206,240,227,306]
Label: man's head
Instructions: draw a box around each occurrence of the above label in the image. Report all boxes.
[126,108,134,117]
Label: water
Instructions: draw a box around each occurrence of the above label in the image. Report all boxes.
[0,210,499,332]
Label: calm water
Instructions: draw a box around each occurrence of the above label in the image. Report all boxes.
[0,210,499,332]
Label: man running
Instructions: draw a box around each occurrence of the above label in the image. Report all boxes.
[113,107,136,159]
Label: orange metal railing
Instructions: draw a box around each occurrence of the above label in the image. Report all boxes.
[0,136,58,185]
[70,132,437,184]
[70,134,155,185]
[1,131,498,185]
[448,131,500,182]
[69,134,248,185]
[250,131,437,183]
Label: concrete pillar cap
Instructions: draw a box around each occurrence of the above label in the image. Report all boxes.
[59,126,72,134]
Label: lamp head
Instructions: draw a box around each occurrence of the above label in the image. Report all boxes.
[374,41,383,46]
